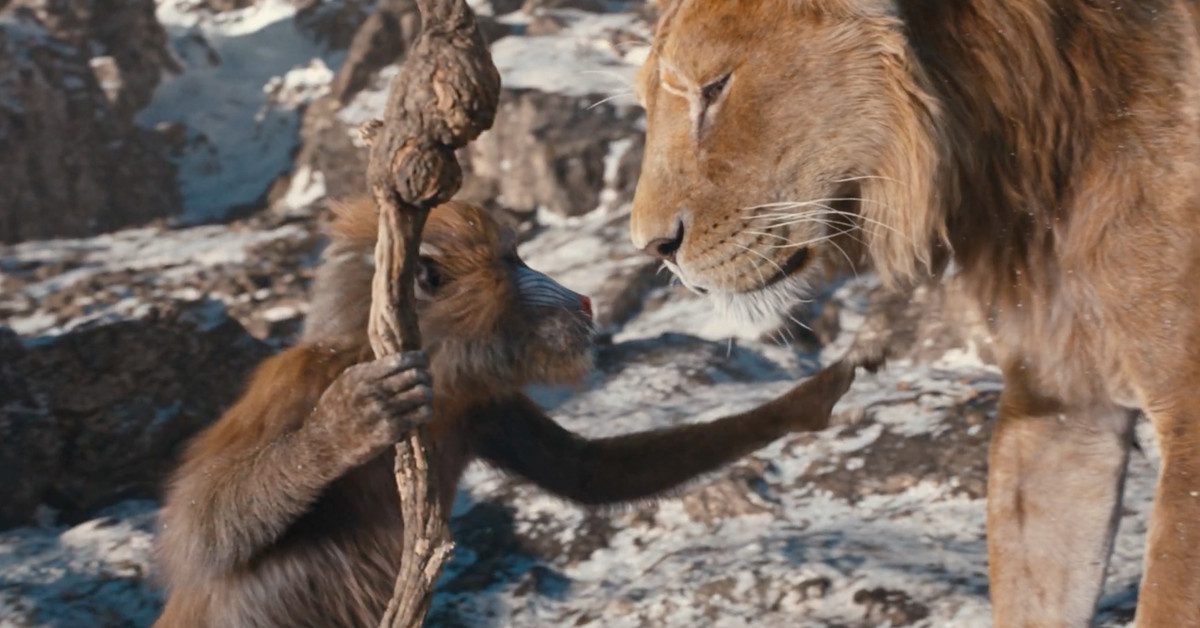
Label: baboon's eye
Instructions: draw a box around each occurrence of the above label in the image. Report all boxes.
[701,73,731,105]
[416,256,445,298]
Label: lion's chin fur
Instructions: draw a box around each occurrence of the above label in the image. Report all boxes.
[707,258,825,326]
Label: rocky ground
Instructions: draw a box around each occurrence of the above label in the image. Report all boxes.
[0,0,1155,626]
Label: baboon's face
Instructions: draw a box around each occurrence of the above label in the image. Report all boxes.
[417,202,595,390]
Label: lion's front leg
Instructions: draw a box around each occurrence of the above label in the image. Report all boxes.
[987,372,1135,628]
[1135,401,1200,627]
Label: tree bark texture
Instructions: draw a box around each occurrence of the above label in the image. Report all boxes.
[362,0,499,624]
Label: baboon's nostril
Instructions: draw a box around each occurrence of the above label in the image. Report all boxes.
[642,219,685,263]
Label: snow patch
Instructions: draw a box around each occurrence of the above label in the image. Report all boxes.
[278,165,328,211]
[0,501,161,627]
[138,0,342,222]
[0,222,307,337]
[490,11,648,98]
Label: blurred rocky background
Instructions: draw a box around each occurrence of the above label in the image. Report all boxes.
[0,1,1150,625]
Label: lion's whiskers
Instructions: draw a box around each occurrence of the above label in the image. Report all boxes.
[580,69,637,87]
[731,242,786,279]
[746,230,791,243]
[830,174,900,185]
[742,197,885,211]
[750,203,910,243]
[746,211,863,277]
[745,209,869,250]
[588,90,636,109]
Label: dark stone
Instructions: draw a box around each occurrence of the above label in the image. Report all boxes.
[0,1,180,243]
[3,301,272,524]
[0,328,58,528]
[853,587,932,626]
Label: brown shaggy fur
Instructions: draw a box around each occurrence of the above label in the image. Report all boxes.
[155,197,856,626]
[631,0,1200,624]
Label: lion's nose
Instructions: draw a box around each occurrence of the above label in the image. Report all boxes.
[641,218,685,263]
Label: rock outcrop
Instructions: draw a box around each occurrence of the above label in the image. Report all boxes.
[0,0,180,243]
[0,303,271,525]
[278,4,640,220]
[0,329,58,528]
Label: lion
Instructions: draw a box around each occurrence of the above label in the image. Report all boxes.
[628,0,1200,625]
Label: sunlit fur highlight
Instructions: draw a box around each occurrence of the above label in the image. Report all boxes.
[632,0,1200,624]
[156,196,858,627]
[156,198,596,626]
[313,198,593,394]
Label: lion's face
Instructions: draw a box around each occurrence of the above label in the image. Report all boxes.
[631,0,943,318]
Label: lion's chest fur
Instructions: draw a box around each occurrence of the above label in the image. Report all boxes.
[956,164,1200,410]
[907,0,1200,410]
[971,273,1138,408]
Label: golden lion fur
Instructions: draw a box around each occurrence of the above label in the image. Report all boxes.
[631,1,1200,624]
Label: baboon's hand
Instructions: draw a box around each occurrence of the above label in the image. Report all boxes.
[312,351,434,465]
[782,359,857,432]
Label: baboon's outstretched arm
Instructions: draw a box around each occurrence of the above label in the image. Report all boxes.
[471,362,854,505]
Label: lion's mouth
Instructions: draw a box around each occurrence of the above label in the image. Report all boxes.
[749,185,859,292]
[759,247,811,290]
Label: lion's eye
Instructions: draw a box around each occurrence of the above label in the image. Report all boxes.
[701,73,731,104]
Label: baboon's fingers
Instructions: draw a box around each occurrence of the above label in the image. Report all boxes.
[375,367,432,394]
[779,360,857,432]
[375,384,434,415]
[847,341,889,374]
[816,359,857,404]
[337,352,427,390]
[374,350,429,376]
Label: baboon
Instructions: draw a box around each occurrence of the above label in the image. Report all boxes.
[155,197,857,626]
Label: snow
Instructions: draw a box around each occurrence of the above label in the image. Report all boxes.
[0,247,1153,626]
[338,7,650,129]
[277,164,328,211]
[335,63,400,128]
[137,0,341,223]
[0,221,308,337]
[0,2,1155,625]
[5,224,305,298]
[490,10,648,98]
[0,502,162,627]
[598,137,636,211]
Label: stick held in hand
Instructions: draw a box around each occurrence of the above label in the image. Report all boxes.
[362,0,499,624]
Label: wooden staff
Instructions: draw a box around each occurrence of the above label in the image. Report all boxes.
[361,0,499,623]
